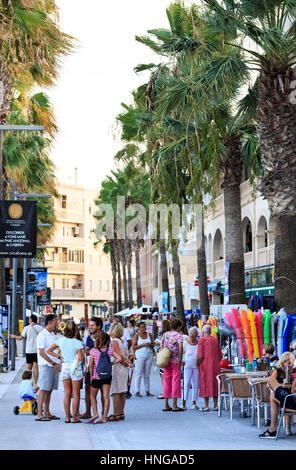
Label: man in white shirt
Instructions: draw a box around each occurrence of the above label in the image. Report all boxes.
[10,314,42,386]
[35,314,61,421]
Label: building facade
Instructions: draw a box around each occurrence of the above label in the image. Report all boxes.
[140,180,275,313]
[44,182,114,322]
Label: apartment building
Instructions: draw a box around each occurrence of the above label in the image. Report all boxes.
[140,179,275,312]
[44,182,114,322]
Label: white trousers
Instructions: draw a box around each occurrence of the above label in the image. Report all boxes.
[134,356,153,393]
[183,367,199,402]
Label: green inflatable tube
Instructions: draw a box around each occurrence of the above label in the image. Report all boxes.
[263,309,271,344]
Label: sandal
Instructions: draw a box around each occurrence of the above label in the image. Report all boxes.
[107,414,121,421]
[162,407,172,412]
[65,419,71,423]
[78,413,92,419]
[47,415,60,420]
[172,407,185,412]
[146,392,154,397]
[71,419,82,423]
[199,408,210,412]
[119,414,125,420]
[35,416,51,421]
[136,393,143,397]
[87,416,100,424]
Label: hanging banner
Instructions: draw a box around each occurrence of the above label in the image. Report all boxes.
[162,292,169,314]
[37,288,51,307]
[0,201,37,258]
[27,268,47,296]
[224,262,231,305]
[0,305,9,368]
[5,267,23,294]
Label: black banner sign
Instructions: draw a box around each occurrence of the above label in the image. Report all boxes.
[0,201,37,258]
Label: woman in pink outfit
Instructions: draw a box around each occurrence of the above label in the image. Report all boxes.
[197,324,222,412]
[161,318,184,412]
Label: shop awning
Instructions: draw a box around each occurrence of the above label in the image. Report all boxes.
[245,286,274,296]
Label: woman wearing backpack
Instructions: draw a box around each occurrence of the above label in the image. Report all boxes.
[88,332,121,424]
[108,322,130,421]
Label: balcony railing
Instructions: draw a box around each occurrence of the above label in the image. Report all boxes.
[55,208,84,223]
[49,262,84,274]
[257,245,274,267]
[51,289,84,298]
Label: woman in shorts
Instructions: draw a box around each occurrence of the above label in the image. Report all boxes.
[47,320,85,423]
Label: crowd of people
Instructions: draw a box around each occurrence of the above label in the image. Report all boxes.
[12,311,296,438]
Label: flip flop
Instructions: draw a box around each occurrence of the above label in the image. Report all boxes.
[96,420,108,424]
[107,415,121,421]
[172,407,185,412]
[162,407,172,412]
[65,420,71,423]
[35,417,51,421]
[47,415,60,420]
[71,419,82,423]
[87,417,100,424]
[199,408,210,412]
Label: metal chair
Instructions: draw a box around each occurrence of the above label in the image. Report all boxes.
[248,379,270,428]
[228,375,252,420]
[216,371,231,417]
[275,393,296,440]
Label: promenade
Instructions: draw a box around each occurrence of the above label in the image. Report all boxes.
[0,357,294,451]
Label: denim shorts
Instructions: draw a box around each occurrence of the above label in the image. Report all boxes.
[61,363,83,382]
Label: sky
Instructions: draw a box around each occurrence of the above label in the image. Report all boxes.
[49,0,177,190]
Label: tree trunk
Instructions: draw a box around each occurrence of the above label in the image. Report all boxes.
[274,216,296,314]
[117,260,122,312]
[125,239,133,309]
[159,241,170,312]
[127,261,133,309]
[122,260,128,309]
[134,244,142,308]
[171,241,186,331]
[196,208,210,316]
[223,184,246,304]
[110,243,117,314]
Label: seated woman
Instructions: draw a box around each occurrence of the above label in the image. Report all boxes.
[259,351,296,438]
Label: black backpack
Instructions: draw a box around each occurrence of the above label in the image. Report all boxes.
[96,347,112,380]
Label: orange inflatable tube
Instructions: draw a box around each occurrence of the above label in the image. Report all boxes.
[241,309,254,363]
[247,309,260,359]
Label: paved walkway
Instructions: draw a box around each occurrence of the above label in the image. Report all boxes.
[0,358,295,450]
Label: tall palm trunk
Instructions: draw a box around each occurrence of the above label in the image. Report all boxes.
[110,244,117,314]
[125,239,133,309]
[257,67,296,314]
[221,136,246,305]
[134,241,142,308]
[117,259,122,312]
[171,240,186,330]
[159,241,170,312]
[196,206,210,316]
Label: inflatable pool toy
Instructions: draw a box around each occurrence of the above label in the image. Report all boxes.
[225,311,234,330]
[263,309,271,344]
[277,309,287,356]
[232,308,246,358]
[248,309,260,359]
[255,310,263,356]
[270,312,278,349]
[241,309,254,363]
[283,314,292,354]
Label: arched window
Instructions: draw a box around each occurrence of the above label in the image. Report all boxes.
[257,216,268,249]
[213,229,224,261]
[242,217,253,252]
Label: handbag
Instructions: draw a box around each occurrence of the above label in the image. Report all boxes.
[156,347,172,368]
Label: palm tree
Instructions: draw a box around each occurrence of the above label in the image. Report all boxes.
[159,240,170,311]
[202,0,296,312]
